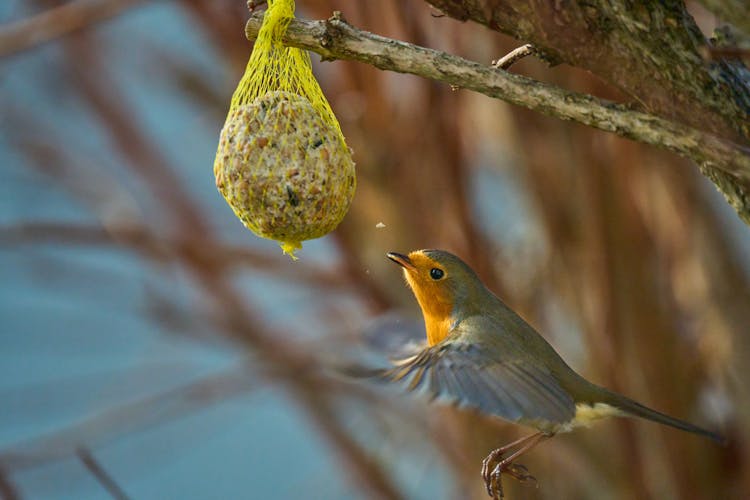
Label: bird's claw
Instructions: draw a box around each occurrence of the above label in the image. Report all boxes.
[481,448,504,487]
[482,456,536,499]
[506,463,536,484]
[482,449,503,498]
[488,473,504,499]
[481,433,547,498]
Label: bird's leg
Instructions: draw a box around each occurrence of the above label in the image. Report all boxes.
[483,432,550,499]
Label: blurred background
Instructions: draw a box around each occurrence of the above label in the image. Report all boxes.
[1,1,749,499]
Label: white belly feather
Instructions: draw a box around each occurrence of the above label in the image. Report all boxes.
[555,402,624,433]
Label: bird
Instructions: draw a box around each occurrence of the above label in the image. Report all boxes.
[376,249,723,499]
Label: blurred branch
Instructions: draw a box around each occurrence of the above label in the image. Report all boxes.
[0,468,19,500]
[0,307,401,496]
[292,387,405,500]
[0,222,347,289]
[179,0,254,69]
[76,448,131,500]
[64,33,211,237]
[244,12,750,214]
[0,0,145,58]
[180,246,405,499]
[0,369,255,471]
[708,46,750,62]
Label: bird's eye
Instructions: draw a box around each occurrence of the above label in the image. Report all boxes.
[429,268,444,280]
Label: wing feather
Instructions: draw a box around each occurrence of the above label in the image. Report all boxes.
[379,339,575,425]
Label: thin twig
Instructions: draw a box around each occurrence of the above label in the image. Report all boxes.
[76,448,131,500]
[0,0,145,58]
[706,46,750,62]
[244,13,750,182]
[492,44,536,70]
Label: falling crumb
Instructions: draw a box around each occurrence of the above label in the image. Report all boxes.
[375,222,386,228]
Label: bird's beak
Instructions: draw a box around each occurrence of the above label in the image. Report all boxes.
[387,252,416,270]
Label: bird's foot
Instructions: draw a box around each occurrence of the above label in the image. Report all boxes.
[481,432,548,498]
[482,454,536,499]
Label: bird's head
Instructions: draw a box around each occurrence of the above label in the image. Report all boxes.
[387,249,484,345]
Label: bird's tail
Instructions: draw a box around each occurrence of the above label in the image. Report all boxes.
[602,389,725,444]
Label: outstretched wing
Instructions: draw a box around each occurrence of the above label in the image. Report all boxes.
[380,336,575,426]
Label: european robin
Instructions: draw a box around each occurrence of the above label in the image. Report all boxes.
[380,249,722,499]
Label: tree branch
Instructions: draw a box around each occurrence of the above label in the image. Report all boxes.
[491,43,536,70]
[244,13,750,184]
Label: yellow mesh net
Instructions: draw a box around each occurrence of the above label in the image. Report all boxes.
[214,0,355,258]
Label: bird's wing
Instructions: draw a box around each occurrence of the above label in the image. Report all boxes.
[379,335,576,425]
